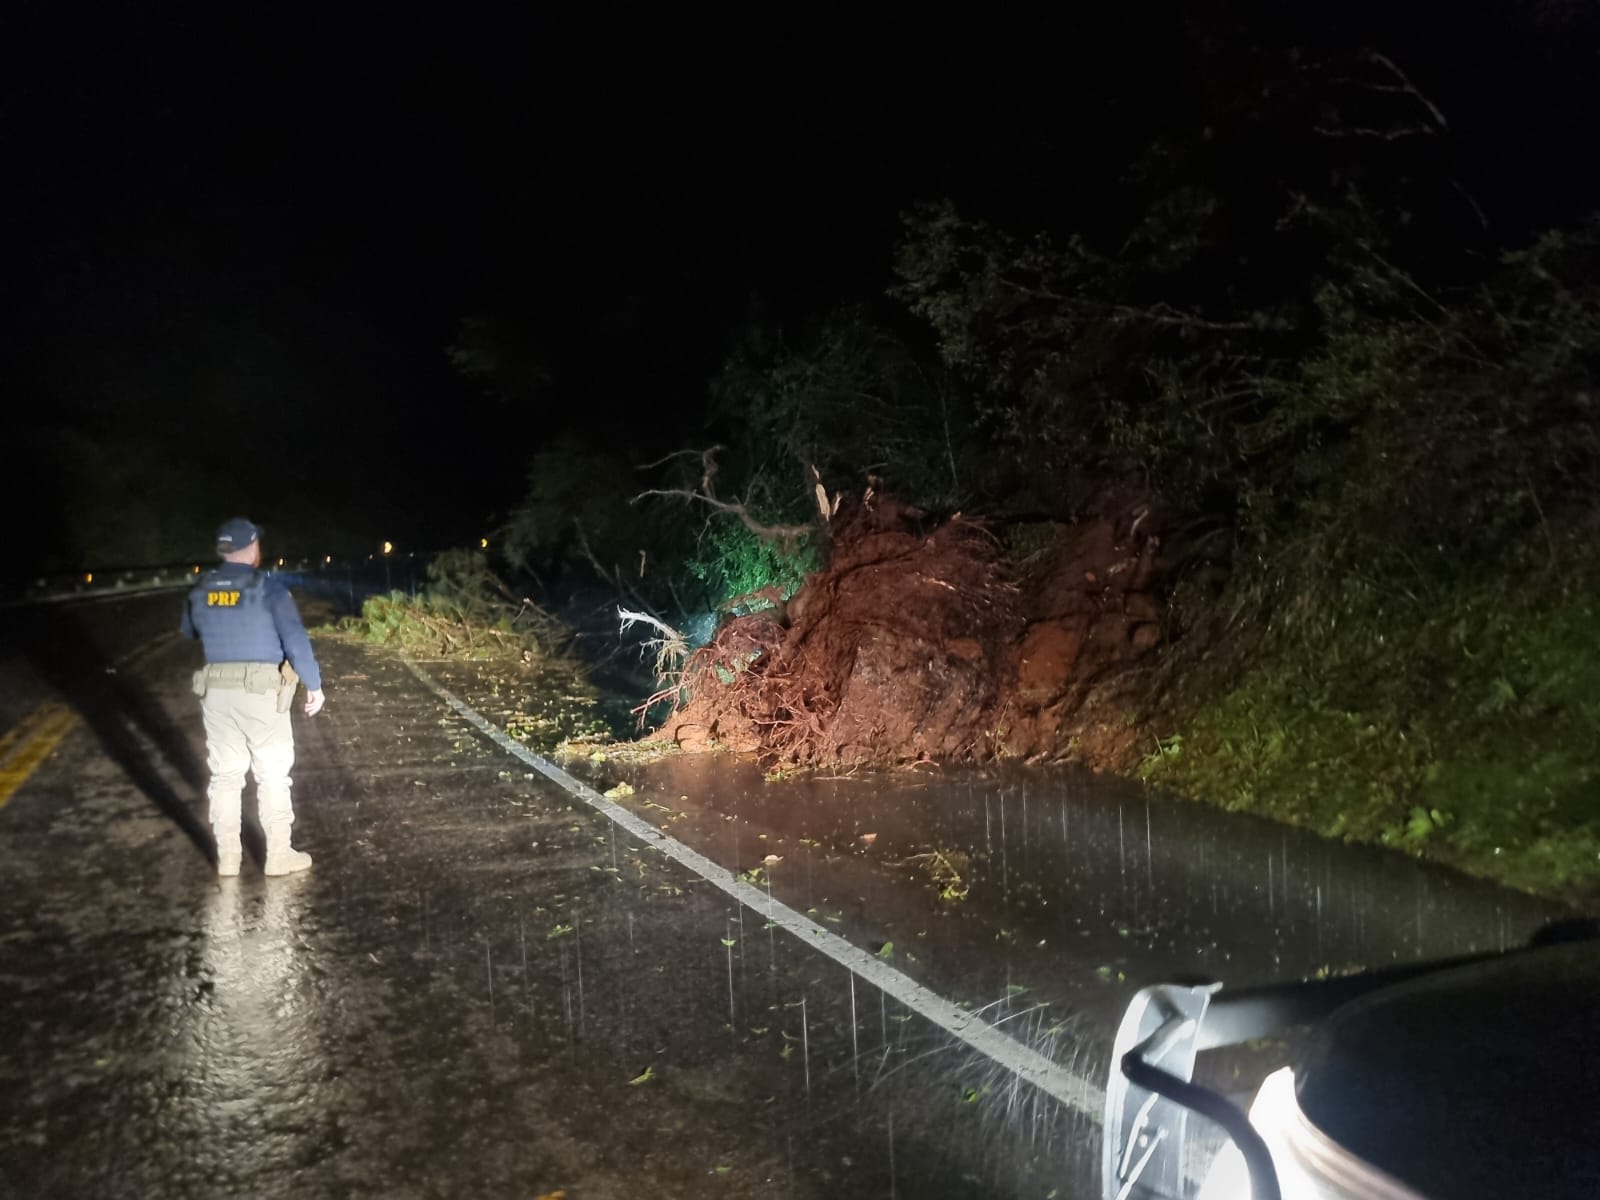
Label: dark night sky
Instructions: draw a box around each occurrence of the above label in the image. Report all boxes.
[8,2,1598,567]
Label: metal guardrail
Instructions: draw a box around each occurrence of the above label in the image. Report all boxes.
[2,555,436,611]
[1,568,200,609]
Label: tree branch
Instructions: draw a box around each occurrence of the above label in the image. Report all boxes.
[997,278,1287,333]
[1112,302,1288,333]
[1313,122,1437,141]
[1365,50,1448,130]
[638,445,725,473]
[633,446,815,546]
[1317,49,1448,140]
[632,488,815,544]
[571,517,674,628]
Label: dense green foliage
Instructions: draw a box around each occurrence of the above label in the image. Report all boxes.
[498,434,821,618]
[499,437,658,583]
[467,35,1598,894]
[345,550,568,659]
[1141,578,1600,895]
[1245,228,1599,584]
[684,504,820,606]
[710,311,973,511]
[893,196,1599,568]
[897,202,1600,896]
[876,48,1600,896]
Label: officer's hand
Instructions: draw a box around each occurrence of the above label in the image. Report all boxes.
[304,688,326,717]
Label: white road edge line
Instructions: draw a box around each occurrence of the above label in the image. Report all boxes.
[404,658,1106,1119]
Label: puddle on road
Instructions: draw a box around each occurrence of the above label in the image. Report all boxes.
[580,755,1563,995]
[365,837,1108,1199]
[557,750,1567,1145]
[461,741,1561,1198]
[424,667,1566,1198]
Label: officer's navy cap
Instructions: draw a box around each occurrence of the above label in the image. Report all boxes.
[215,517,262,555]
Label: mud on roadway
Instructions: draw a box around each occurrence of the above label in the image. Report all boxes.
[0,599,1104,1200]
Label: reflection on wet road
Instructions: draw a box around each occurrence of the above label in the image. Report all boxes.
[179,877,333,1189]
[0,602,1570,1199]
[584,753,1559,1021]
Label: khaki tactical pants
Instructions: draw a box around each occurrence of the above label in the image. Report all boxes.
[197,664,296,843]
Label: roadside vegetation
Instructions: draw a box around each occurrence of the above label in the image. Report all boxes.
[447,32,1597,898]
[338,549,620,753]
[1141,577,1600,898]
[342,549,570,660]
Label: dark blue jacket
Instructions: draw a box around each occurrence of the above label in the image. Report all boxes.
[180,562,323,691]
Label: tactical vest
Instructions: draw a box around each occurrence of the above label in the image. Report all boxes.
[187,569,274,651]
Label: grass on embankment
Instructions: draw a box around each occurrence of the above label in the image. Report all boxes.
[1140,580,1600,902]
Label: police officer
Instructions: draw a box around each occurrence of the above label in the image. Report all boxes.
[181,518,325,877]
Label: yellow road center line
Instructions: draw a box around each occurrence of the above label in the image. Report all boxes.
[0,706,79,810]
[0,630,174,811]
[0,703,67,764]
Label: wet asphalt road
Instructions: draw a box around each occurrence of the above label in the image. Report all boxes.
[0,596,1570,1199]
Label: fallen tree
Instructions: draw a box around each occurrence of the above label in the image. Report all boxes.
[645,484,1172,771]
[650,491,1016,765]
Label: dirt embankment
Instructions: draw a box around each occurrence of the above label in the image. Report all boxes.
[1001,511,1166,766]
[652,495,1177,770]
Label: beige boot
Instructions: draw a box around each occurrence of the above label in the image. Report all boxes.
[215,828,242,877]
[264,821,312,876]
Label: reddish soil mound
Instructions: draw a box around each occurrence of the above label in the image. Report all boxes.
[652,498,1168,770]
[1001,511,1165,766]
[654,497,1018,766]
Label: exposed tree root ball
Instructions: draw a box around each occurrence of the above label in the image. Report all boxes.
[653,496,1170,770]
